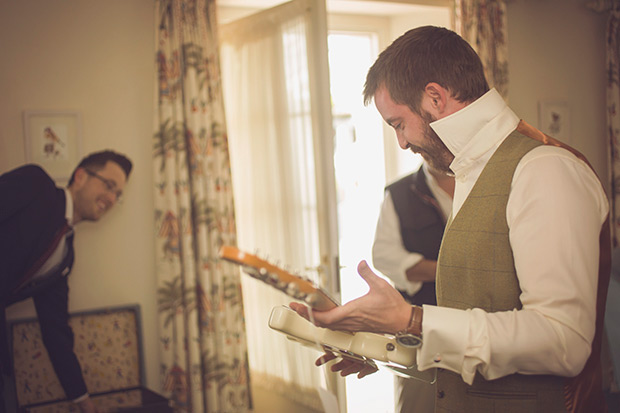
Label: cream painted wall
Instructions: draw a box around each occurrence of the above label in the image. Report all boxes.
[0,0,160,393]
[507,0,608,191]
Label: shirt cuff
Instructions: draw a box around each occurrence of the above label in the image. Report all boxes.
[417,305,473,383]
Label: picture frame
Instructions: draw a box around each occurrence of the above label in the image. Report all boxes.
[23,110,83,183]
[538,100,571,144]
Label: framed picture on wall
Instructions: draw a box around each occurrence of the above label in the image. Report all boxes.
[23,110,83,183]
[538,100,571,144]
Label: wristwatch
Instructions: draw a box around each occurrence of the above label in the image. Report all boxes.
[395,305,423,348]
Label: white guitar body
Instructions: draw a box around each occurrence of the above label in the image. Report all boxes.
[269,305,416,368]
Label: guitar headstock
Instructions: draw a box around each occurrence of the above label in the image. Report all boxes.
[219,245,339,311]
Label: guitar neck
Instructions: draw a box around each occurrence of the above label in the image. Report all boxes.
[219,245,339,311]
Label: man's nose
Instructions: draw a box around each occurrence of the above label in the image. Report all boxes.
[397,133,409,150]
[105,190,118,204]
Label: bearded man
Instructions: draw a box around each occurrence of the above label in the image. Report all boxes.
[291,26,610,412]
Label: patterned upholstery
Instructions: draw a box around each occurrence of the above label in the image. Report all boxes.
[9,306,170,412]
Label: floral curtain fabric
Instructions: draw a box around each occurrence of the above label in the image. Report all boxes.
[587,0,620,244]
[153,0,251,411]
[454,0,509,99]
[604,1,620,245]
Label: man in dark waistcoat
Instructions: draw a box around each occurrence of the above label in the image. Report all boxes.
[0,150,132,413]
[372,160,453,413]
[291,26,611,412]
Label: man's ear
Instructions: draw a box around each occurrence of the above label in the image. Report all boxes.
[422,82,449,114]
[422,82,468,119]
[70,167,88,189]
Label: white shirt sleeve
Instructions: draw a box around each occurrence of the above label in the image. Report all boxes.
[372,191,424,296]
[417,147,609,384]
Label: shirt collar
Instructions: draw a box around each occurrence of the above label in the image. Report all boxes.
[64,188,74,225]
[429,88,520,175]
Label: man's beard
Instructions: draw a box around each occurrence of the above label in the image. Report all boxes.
[409,111,454,174]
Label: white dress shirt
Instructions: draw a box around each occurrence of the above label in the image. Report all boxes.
[372,163,452,296]
[416,89,609,384]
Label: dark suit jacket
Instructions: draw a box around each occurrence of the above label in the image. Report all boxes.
[386,167,446,306]
[0,164,87,400]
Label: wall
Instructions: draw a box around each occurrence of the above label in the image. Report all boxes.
[0,0,160,393]
[507,0,608,190]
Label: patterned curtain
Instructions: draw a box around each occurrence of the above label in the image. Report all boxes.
[152,1,251,412]
[587,0,620,245]
[454,0,509,99]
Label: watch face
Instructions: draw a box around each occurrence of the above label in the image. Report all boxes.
[396,334,422,348]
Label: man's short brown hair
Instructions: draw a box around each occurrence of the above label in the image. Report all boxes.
[363,26,489,114]
[68,150,132,186]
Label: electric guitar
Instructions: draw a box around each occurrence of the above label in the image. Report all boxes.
[219,246,432,377]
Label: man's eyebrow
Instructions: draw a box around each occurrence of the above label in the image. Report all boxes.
[102,175,119,188]
[385,117,400,127]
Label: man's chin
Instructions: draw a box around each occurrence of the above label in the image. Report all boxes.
[83,213,104,222]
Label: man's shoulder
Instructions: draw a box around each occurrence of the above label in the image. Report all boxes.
[10,164,51,178]
[1,165,60,212]
[2,164,55,186]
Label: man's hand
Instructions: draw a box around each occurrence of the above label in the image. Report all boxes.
[316,352,378,379]
[289,260,411,334]
[76,397,99,413]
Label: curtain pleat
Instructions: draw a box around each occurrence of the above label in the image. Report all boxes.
[605,3,620,245]
[455,0,509,99]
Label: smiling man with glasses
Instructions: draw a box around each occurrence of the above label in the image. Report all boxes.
[0,150,132,413]
[68,153,131,223]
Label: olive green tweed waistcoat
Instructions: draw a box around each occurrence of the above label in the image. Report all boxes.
[434,131,568,412]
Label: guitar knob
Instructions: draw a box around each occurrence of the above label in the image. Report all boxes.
[259,267,269,280]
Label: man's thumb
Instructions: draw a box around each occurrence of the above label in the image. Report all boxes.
[356,260,381,286]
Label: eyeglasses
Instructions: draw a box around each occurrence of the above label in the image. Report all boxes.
[84,169,123,202]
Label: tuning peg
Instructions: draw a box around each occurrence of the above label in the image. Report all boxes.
[242,265,259,279]
[286,282,300,297]
[304,293,318,307]
[258,267,269,280]
[266,270,279,285]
